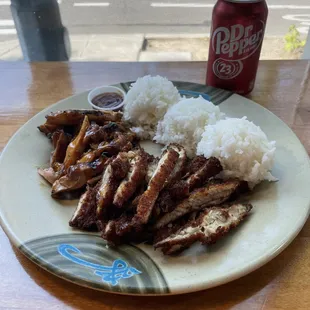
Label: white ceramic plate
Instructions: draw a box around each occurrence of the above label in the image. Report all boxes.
[0,81,309,295]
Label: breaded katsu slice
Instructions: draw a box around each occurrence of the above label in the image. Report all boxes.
[133,147,179,225]
[154,179,240,229]
[154,203,252,255]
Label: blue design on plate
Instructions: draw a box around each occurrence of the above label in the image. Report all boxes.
[179,89,210,101]
[58,244,142,286]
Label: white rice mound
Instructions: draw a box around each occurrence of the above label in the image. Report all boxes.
[154,96,223,157]
[197,117,276,187]
[123,75,181,139]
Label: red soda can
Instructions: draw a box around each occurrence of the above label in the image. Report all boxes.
[206,0,268,95]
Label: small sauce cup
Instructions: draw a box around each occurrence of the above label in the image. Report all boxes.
[87,86,126,111]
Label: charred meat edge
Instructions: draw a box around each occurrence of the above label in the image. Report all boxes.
[169,157,223,198]
[154,179,241,229]
[102,214,134,245]
[156,157,223,214]
[113,149,148,208]
[69,184,101,231]
[154,203,252,255]
[186,157,222,191]
[133,148,179,225]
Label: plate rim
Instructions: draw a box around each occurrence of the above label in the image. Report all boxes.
[0,81,309,295]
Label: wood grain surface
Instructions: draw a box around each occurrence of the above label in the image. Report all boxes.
[0,61,309,310]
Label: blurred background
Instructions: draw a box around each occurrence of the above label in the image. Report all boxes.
[1,0,309,61]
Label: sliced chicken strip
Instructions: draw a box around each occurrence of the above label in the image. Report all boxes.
[102,213,150,246]
[164,144,187,188]
[63,116,90,170]
[102,214,134,246]
[113,149,148,207]
[145,157,159,184]
[157,157,222,214]
[96,153,130,219]
[154,179,241,229]
[154,203,252,255]
[133,148,179,225]
[186,157,222,191]
[184,155,208,178]
[50,130,71,169]
[69,184,100,231]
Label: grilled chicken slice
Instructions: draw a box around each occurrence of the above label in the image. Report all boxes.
[133,148,179,225]
[84,123,107,144]
[99,132,135,155]
[153,215,190,245]
[51,156,108,198]
[78,141,108,163]
[154,203,252,255]
[78,132,134,163]
[50,130,71,170]
[113,149,148,207]
[84,122,129,145]
[63,116,90,170]
[96,153,130,219]
[69,184,100,231]
[154,179,241,229]
[100,122,128,136]
[38,109,123,135]
[165,144,187,188]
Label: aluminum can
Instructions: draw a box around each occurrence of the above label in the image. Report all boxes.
[206,0,268,94]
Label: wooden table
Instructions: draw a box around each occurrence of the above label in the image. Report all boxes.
[0,61,309,310]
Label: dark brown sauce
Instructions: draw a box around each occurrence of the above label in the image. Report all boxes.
[92,92,123,109]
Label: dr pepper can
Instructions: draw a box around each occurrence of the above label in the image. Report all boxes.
[206,0,268,94]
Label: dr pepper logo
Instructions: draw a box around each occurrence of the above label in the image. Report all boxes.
[211,21,265,60]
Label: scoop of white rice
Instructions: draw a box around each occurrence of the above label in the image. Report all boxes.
[154,96,223,157]
[123,75,181,139]
[197,117,276,187]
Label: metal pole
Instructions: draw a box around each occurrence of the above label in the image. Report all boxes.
[11,0,71,61]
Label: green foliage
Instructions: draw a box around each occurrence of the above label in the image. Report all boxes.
[284,25,306,53]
